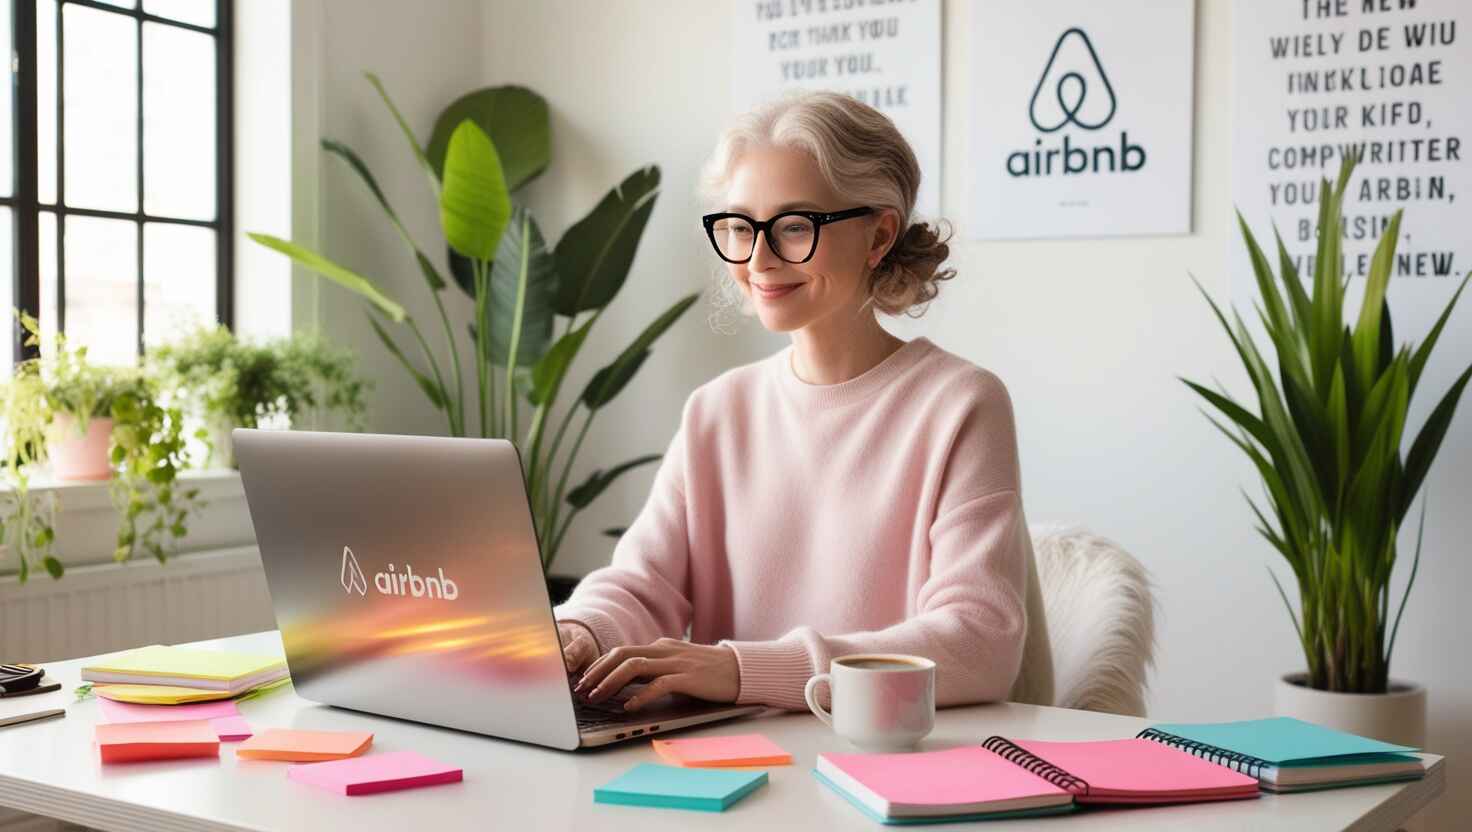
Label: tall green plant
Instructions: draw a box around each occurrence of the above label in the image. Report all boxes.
[246,73,697,570]
[1183,151,1472,693]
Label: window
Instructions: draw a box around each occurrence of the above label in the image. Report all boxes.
[4,0,233,367]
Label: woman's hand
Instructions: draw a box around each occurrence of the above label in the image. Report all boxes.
[559,621,600,674]
[573,637,741,712]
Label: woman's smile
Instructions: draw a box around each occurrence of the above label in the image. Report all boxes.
[753,282,803,299]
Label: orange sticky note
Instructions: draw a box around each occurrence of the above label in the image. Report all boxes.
[95,719,220,763]
[236,729,373,762]
[651,733,792,767]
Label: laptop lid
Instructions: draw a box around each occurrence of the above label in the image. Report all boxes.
[233,428,583,751]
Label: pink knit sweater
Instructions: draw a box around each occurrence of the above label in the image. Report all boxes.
[552,336,1048,711]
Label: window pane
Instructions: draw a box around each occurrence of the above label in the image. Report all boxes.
[0,0,13,198]
[144,23,214,219]
[37,0,57,205]
[143,0,213,28]
[39,212,57,359]
[64,216,138,366]
[63,4,138,212]
[143,223,215,349]
[0,207,10,374]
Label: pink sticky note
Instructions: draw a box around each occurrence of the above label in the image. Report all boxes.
[98,698,240,724]
[210,716,254,742]
[652,733,793,767]
[287,750,463,796]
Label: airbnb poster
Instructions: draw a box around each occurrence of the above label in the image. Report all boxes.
[968,2,1196,239]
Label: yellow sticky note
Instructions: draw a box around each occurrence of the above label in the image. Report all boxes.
[94,684,237,705]
[83,645,285,683]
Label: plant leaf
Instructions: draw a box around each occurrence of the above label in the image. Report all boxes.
[565,454,661,510]
[426,85,550,190]
[320,139,446,291]
[553,166,660,315]
[246,233,406,321]
[440,121,512,262]
[581,293,698,409]
[527,318,595,408]
[488,205,556,366]
[367,313,446,410]
[1400,361,1472,519]
[364,71,440,197]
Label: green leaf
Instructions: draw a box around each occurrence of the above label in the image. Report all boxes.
[367,313,447,410]
[426,86,550,191]
[1351,208,1403,393]
[565,454,661,510]
[1400,362,1472,519]
[581,293,698,409]
[440,121,512,262]
[364,72,440,197]
[527,318,594,408]
[43,556,64,579]
[320,139,444,290]
[553,166,661,316]
[453,205,557,366]
[246,233,406,322]
[1408,270,1470,397]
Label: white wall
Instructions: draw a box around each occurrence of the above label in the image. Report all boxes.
[469,1,1470,826]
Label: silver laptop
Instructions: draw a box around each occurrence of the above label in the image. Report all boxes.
[233,428,764,750]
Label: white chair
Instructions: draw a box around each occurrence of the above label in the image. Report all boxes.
[1030,523,1156,716]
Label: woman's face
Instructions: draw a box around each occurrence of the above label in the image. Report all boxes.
[719,145,898,333]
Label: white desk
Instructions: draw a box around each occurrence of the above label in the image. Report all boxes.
[0,631,1444,831]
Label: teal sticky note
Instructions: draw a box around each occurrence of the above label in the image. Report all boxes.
[594,762,768,812]
[1148,717,1416,765]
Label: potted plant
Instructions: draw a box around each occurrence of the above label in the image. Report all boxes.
[1183,152,1471,747]
[0,312,203,582]
[247,74,697,602]
[149,325,370,469]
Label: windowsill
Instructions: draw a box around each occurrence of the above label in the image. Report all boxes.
[0,467,256,575]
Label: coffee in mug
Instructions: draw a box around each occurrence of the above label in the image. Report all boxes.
[804,653,936,752]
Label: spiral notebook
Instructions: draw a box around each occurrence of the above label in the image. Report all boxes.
[814,736,1258,823]
[1137,717,1425,792]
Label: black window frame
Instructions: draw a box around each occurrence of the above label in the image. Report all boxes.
[6,0,234,364]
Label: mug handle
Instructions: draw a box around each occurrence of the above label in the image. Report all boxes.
[804,673,833,727]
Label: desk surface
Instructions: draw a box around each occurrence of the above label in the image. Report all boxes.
[0,631,1445,832]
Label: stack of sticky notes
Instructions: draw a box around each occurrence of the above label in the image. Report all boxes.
[95,720,220,763]
[81,645,289,701]
[237,729,374,762]
[595,763,768,812]
[98,697,253,742]
[652,733,792,767]
[287,751,464,796]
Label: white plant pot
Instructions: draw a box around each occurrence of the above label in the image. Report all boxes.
[1274,672,1427,748]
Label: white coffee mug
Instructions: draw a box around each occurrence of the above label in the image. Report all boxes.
[803,653,936,752]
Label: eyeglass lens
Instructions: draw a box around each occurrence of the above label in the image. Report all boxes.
[710,215,817,263]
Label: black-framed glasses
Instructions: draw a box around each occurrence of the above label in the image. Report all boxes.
[701,206,875,264]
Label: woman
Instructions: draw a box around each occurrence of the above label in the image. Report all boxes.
[554,91,1053,715]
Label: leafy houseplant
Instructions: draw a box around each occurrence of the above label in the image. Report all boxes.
[150,325,369,468]
[248,74,698,576]
[1183,152,1471,699]
[0,313,202,582]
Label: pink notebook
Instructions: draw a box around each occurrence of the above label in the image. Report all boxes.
[287,751,463,795]
[816,746,1073,819]
[984,737,1261,804]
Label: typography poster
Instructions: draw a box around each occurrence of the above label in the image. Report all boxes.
[732,0,942,218]
[1232,0,1470,355]
[969,2,1196,239]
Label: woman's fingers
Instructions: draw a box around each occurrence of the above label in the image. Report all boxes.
[580,653,682,704]
[563,632,594,672]
[575,641,677,694]
[622,674,693,712]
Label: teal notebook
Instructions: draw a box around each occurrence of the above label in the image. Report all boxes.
[812,769,1078,825]
[1138,717,1424,792]
[594,763,767,812]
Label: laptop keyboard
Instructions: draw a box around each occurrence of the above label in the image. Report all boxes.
[567,672,728,733]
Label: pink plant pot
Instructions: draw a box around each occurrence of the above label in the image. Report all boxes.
[49,414,114,481]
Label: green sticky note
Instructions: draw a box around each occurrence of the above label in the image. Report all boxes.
[594,762,768,812]
[1148,717,1416,765]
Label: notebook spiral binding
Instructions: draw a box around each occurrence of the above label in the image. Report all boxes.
[980,736,1090,796]
[1135,728,1271,779]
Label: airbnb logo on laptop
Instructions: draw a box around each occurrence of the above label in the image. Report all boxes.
[339,546,459,601]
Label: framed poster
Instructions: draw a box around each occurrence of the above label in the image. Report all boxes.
[1232,0,1470,355]
[731,0,942,219]
[969,2,1196,239]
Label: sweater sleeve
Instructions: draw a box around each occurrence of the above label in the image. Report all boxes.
[719,372,1030,711]
[551,408,694,657]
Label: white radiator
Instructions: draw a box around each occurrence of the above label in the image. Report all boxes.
[0,546,277,664]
